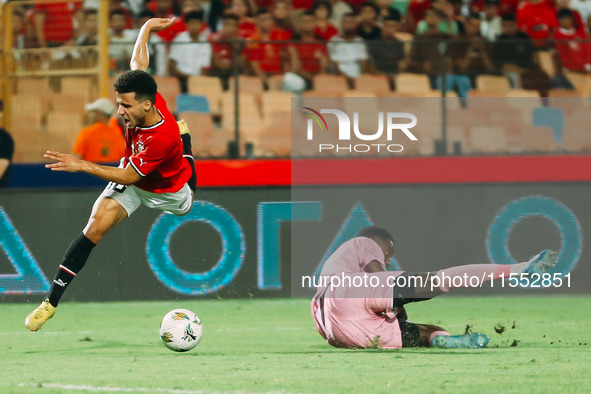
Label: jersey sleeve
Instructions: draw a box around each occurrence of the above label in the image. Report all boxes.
[128,134,173,177]
[155,92,175,120]
[354,237,385,270]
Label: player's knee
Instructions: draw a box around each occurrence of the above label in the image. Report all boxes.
[84,214,114,242]
[84,225,107,244]
[84,202,126,243]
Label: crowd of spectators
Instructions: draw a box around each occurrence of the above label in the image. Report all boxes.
[9,0,591,96]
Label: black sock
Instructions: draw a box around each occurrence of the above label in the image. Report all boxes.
[392,273,432,308]
[181,133,197,193]
[47,233,96,307]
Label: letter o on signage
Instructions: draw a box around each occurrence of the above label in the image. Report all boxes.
[486,195,582,277]
[147,201,246,295]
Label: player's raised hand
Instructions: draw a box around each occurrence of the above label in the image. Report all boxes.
[44,151,85,173]
[144,17,176,32]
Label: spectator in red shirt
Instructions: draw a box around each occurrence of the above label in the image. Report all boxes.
[230,0,258,37]
[553,8,591,72]
[313,1,340,40]
[147,0,187,41]
[517,0,558,47]
[33,1,82,47]
[210,14,246,86]
[247,7,295,89]
[293,11,328,87]
[555,0,588,36]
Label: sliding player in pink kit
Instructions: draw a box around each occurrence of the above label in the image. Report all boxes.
[312,226,557,349]
[26,17,197,331]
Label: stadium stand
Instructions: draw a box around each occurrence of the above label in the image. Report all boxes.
[178,111,216,156]
[229,75,265,97]
[393,73,431,95]
[187,75,224,113]
[475,75,511,93]
[3,0,591,161]
[354,74,391,96]
[312,74,348,96]
[177,94,211,114]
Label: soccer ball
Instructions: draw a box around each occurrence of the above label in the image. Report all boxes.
[159,309,203,352]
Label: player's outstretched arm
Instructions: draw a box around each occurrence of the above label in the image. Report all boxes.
[44,151,141,185]
[130,17,176,72]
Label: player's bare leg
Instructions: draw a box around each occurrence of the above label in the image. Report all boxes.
[408,249,559,300]
[83,195,129,244]
[393,250,557,348]
[26,197,128,331]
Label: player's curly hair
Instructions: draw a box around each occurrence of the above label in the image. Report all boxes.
[358,226,395,245]
[114,70,157,104]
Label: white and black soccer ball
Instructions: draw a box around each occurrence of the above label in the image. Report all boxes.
[159,309,203,352]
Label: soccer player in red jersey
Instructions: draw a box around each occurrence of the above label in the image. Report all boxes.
[26,17,197,331]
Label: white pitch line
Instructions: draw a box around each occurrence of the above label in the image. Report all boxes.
[0,331,92,336]
[18,383,241,394]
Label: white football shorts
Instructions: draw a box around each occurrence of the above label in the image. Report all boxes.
[99,182,193,217]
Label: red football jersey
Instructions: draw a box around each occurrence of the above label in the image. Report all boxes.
[295,41,328,73]
[124,93,192,193]
[517,1,558,42]
[247,29,292,73]
[553,28,591,71]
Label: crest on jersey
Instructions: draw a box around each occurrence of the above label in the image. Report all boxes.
[132,139,145,155]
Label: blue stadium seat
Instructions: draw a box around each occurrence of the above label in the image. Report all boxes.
[532,107,564,143]
[176,94,211,114]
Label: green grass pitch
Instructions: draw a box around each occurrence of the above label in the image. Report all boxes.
[1,297,590,393]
